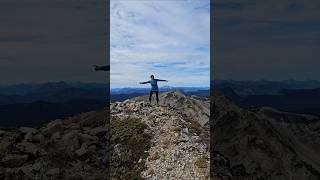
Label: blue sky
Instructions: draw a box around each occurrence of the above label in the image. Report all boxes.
[110,0,210,88]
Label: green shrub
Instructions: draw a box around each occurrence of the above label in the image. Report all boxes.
[187,120,202,135]
[194,156,208,168]
[109,117,152,179]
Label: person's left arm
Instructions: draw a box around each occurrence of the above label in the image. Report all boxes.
[156,79,168,82]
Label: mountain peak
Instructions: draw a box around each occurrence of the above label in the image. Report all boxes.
[111,90,210,179]
[130,90,210,126]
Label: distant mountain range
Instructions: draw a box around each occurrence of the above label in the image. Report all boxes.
[0,99,106,127]
[1,80,320,127]
[0,82,210,127]
[215,80,320,115]
[0,81,108,98]
[110,86,210,101]
[111,86,209,94]
[0,82,108,127]
[235,88,320,115]
[214,79,320,96]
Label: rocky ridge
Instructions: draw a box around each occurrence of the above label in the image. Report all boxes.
[0,91,210,179]
[111,91,210,179]
[2,90,318,180]
[211,92,320,180]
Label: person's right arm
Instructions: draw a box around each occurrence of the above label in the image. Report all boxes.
[139,81,150,84]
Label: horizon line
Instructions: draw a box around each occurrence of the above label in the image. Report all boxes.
[2,79,320,86]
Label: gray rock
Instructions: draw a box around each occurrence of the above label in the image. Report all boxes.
[46,168,60,177]
[16,142,39,156]
[179,133,189,142]
[1,154,28,167]
[19,164,33,178]
[0,138,11,152]
[33,133,45,144]
[0,130,6,136]
[62,130,80,151]
[19,127,38,134]
[78,133,98,145]
[31,162,43,172]
[24,132,33,142]
[69,123,80,130]
[42,119,63,136]
[88,145,96,151]
[75,143,88,157]
[51,131,61,140]
[79,112,103,127]
[89,126,108,137]
[143,128,152,135]
[182,128,189,134]
[114,144,123,155]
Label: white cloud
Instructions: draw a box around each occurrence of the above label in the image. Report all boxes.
[110,0,210,88]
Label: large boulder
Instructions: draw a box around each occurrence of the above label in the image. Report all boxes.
[19,127,38,134]
[89,126,108,137]
[62,130,80,152]
[75,143,89,157]
[41,119,63,136]
[78,133,98,145]
[16,142,40,156]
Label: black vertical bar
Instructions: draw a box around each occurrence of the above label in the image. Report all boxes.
[106,0,110,179]
[210,0,215,178]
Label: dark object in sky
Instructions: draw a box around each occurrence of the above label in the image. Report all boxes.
[94,65,110,71]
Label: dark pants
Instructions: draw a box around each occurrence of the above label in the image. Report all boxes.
[149,91,159,103]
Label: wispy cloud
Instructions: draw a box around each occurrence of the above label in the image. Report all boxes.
[110,0,210,88]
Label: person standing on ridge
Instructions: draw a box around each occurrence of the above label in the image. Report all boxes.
[139,75,168,105]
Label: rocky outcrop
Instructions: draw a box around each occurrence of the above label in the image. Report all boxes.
[111,91,210,179]
[211,92,320,180]
[0,91,209,179]
[0,110,108,179]
[2,90,318,179]
[133,91,210,126]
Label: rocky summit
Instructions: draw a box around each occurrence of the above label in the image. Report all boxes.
[111,91,210,179]
[2,90,319,180]
[0,90,210,179]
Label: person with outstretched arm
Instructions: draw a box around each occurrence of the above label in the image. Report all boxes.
[139,75,168,105]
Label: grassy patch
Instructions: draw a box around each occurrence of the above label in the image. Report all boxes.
[110,117,152,180]
[195,156,208,168]
[187,120,202,135]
